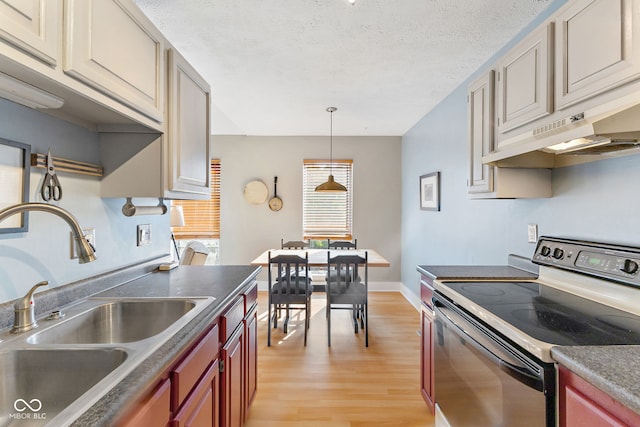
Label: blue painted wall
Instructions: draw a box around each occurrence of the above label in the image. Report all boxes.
[0,100,169,302]
[400,0,640,296]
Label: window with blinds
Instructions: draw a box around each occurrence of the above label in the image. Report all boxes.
[303,159,353,240]
[172,159,220,239]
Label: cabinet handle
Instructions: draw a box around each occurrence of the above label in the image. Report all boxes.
[219,359,224,373]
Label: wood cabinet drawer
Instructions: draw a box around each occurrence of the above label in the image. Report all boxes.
[243,282,258,313]
[221,297,244,343]
[172,359,219,427]
[171,325,219,410]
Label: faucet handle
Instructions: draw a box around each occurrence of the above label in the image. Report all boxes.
[11,281,48,334]
[14,281,49,310]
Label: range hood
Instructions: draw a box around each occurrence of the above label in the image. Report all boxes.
[483,99,640,168]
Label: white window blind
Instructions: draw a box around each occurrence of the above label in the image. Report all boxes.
[303,159,353,239]
[172,159,221,239]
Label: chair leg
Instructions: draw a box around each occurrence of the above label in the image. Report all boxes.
[327,302,331,347]
[267,301,272,347]
[364,303,368,347]
[284,304,290,334]
[273,304,278,329]
[304,298,309,346]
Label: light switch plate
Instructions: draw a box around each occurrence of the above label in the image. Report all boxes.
[527,223,538,243]
[137,224,151,246]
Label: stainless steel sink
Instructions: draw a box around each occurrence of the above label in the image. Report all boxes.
[0,296,214,426]
[27,299,198,344]
[0,348,127,427]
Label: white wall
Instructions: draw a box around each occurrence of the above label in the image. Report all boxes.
[0,100,170,302]
[400,0,640,297]
[212,135,402,284]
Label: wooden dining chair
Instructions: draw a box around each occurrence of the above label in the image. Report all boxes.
[281,239,310,249]
[326,251,369,347]
[327,238,357,250]
[267,251,313,346]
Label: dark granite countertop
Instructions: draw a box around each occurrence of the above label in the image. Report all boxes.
[552,346,640,415]
[70,265,261,427]
[417,262,538,284]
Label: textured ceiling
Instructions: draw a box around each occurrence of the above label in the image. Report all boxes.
[135,0,551,136]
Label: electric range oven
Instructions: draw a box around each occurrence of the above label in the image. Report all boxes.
[432,237,640,427]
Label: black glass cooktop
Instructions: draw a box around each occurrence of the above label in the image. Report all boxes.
[441,281,640,346]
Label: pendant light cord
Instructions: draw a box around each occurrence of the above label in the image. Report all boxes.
[329,108,333,176]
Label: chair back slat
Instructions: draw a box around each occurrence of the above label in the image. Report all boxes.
[327,238,357,250]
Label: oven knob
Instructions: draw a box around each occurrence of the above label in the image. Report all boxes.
[540,246,551,256]
[553,248,564,259]
[621,259,639,275]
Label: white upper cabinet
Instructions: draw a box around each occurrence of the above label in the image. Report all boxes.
[165,48,211,198]
[467,70,552,199]
[496,23,554,138]
[0,0,59,66]
[555,0,640,109]
[468,71,494,195]
[64,0,165,122]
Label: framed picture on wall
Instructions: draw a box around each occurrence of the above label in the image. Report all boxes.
[0,138,31,233]
[420,172,440,211]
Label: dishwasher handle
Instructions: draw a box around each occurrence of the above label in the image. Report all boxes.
[434,299,544,392]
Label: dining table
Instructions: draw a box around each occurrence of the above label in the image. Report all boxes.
[250,248,390,267]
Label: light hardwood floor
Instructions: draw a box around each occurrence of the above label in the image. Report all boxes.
[245,291,435,427]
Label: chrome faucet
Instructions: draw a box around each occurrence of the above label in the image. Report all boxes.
[0,203,97,333]
[11,281,48,333]
[0,202,97,263]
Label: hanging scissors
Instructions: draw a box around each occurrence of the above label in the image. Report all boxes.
[41,149,62,201]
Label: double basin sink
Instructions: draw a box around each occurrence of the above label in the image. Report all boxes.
[0,297,215,426]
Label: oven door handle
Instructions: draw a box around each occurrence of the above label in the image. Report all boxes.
[434,302,544,392]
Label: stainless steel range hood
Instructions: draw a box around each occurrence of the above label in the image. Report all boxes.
[483,100,640,168]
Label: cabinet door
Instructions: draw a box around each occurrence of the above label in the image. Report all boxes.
[119,378,171,427]
[0,0,59,65]
[221,326,244,427]
[166,48,211,199]
[64,0,164,121]
[420,304,434,412]
[556,0,640,109]
[467,70,494,194]
[244,304,258,416]
[559,365,640,427]
[172,360,220,427]
[496,23,553,134]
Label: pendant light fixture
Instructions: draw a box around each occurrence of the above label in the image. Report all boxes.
[315,107,347,192]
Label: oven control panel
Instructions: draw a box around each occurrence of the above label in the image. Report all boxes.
[533,237,640,287]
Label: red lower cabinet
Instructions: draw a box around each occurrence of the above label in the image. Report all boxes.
[172,359,220,427]
[420,303,434,412]
[559,365,640,427]
[119,378,171,427]
[171,326,220,427]
[244,304,258,416]
[221,325,244,427]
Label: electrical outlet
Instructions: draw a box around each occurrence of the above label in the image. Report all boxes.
[70,227,95,259]
[137,224,151,246]
[527,223,538,243]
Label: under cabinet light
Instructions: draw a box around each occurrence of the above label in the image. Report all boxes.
[0,72,64,109]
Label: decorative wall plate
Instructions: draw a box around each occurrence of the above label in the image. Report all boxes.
[243,180,268,204]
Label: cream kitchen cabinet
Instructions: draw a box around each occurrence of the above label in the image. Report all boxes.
[0,0,59,66]
[495,23,553,142]
[467,71,552,199]
[100,47,211,200]
[468,70,494,194]
[165,48,211,198]
[64,0,165,122]
[555,0,640,110]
